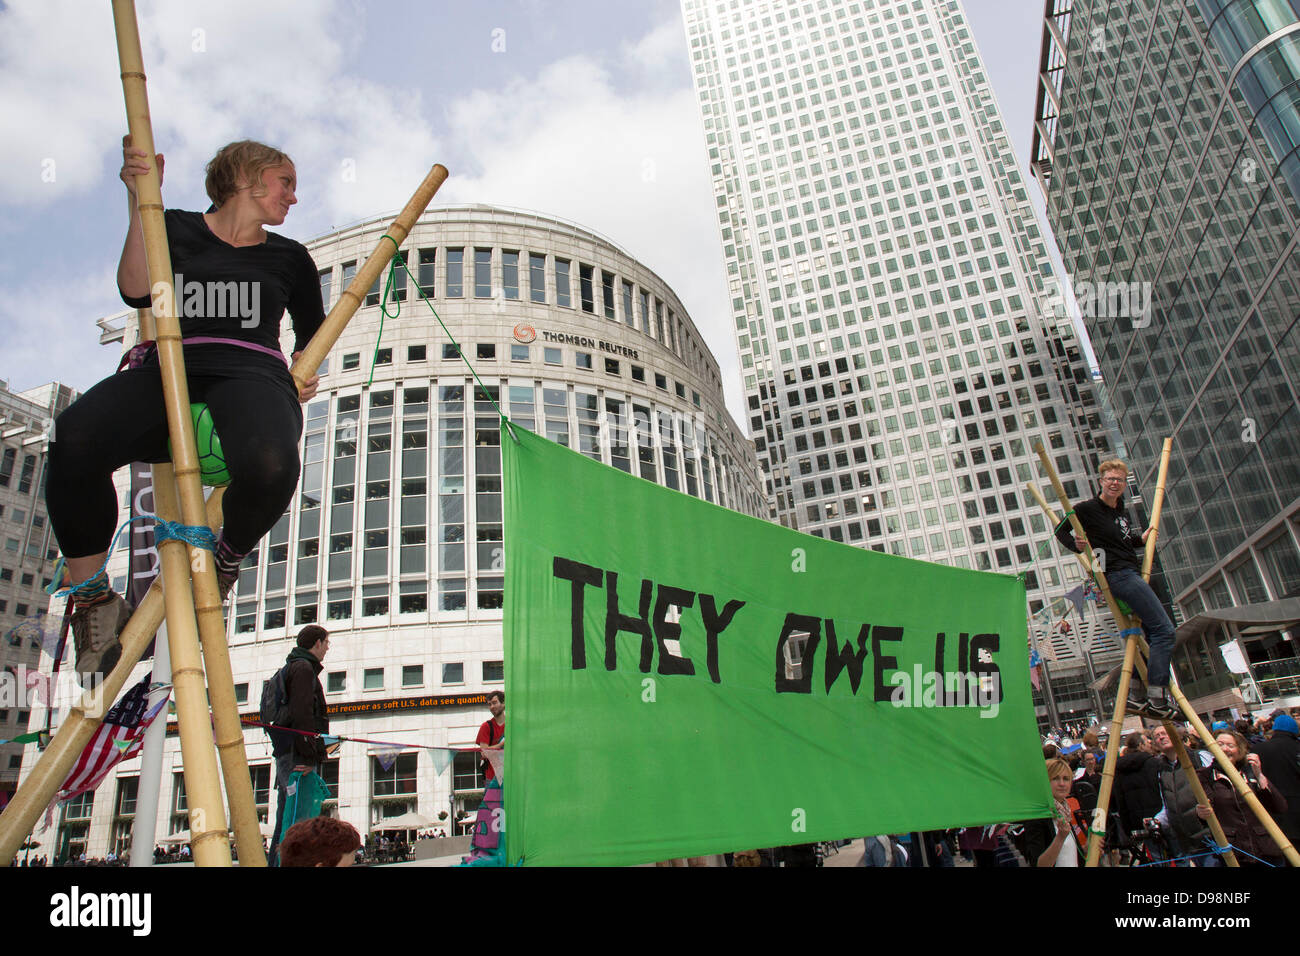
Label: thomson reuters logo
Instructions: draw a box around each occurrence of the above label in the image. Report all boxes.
[513,323,537,344]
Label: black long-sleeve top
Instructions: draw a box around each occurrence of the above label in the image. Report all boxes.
[1054,494,1145,574]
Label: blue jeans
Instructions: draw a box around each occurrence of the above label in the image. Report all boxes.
[1106,568,1176,687]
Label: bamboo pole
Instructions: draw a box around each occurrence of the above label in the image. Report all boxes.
[291,164,447,393]
[0,159,449,865]
[1092,438,1170,866]
[113,0,239,865]
[0,492,225,864]
[1030,442,1239,867]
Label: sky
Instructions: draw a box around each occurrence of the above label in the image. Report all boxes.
[0,0,1056,428]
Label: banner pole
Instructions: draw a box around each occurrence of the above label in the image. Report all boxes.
[128,620,169,867]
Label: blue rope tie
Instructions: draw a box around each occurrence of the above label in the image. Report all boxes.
[46,514,214,598]
[1119,627,1143,638]
[154,518,216,552]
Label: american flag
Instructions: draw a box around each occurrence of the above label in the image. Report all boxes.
[56,676,168,802]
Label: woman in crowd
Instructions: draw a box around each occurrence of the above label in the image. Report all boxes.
[1196,731,1288,867]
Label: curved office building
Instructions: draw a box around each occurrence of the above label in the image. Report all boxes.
[27,205,765,861]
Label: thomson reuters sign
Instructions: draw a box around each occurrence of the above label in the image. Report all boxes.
[513,323,537,343]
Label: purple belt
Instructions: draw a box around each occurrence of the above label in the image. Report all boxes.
[120,336,287,371]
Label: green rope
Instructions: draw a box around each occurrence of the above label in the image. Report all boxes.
[366,235,401,388]
[367,237,517,442]
[1016,509,1074,585]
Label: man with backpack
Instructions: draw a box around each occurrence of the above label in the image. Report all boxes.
[265,624,331,866]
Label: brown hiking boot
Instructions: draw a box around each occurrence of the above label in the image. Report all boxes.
[71,592,129,680]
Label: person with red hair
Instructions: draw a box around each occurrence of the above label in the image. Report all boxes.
[279,817,361,868]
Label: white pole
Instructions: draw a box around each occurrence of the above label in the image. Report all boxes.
[129,622,170,867]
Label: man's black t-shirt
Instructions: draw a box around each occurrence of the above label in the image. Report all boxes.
[120,209,325,388]
[1055,494,1145,573]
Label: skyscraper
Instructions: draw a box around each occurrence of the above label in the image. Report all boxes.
[682,0,1117,721]
[1031,1,1300,686]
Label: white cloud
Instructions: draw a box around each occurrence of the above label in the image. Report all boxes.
[0,265,127,396]
[0,3,743,426]
[439,52,743,424]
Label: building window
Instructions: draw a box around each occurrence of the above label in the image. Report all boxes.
[605,359,620,376]
[631,365,645,382]
[477,343,496,360]
[327,671,346,693]
[579,263,595,313]
[544,347,562,365]
[60,791,94,862]
[442,662,464,684]
[529,253,546,303]
[555,258,571,308]
[234,682,248,705]
[483,660,504,682]
[511,344,529,361]
[318,267,332,309]
[446,248,464,297]
[375,348,392,366]
[622,280,635,327]
[418,248,436,296]
[452,751,486,794]
[442,344,461,360]
[408,345,426,362]
[576,352,593,370]
[474,248,492,298]
[601,270,616,319]
[342,353,360,371]
[363,667,384,691]
[502,251,519,299]
[372,753,418,798]
[402,665,423,688]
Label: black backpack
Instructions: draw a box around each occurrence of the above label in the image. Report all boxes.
[260,664,293,751]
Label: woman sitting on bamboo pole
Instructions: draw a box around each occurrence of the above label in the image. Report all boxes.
[46,137,322,678]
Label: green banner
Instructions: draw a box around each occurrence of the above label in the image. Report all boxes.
[504,423,1050,866]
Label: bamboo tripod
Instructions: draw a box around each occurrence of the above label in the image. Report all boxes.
[0,0,448,866]
[1030,440,1298,867]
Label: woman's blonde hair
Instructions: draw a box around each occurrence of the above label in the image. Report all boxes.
[1098,458,1129,479]
[1215,731,1250,766]
[205,140,292,207]
[1045,757,1072,781]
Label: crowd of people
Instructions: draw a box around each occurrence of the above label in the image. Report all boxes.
[1023,708,1299,867]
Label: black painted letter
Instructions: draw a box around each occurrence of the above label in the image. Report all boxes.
[552,556,602,670]
[652,585,696,676]
[872,626,905,702]
[699,595,745,684]
[775,613,821,694]
[604,571,655,673]
[824,621,870,695]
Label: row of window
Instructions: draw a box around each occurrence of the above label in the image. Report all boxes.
[318,245,716,387]
[230,660,503,706]
[331,342,706,409]
[0,448,37,493]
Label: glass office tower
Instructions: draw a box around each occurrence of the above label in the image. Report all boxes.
[682,0,1116,711]
[1032,0,1300,636]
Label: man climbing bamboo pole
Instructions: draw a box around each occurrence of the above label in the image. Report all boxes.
[1052,457,1178,721]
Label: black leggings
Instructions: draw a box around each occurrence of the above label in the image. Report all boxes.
[47,365,303,560]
